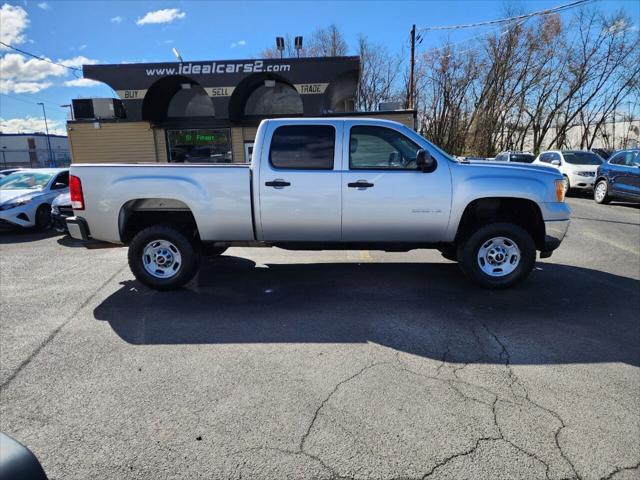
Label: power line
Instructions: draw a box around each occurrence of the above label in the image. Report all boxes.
[417,0,591,32]
[0,93,68,117]
[0,41,82,75]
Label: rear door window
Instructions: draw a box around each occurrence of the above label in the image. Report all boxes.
[269,125,335,170]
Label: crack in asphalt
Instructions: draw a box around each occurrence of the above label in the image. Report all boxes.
[299,361,391,453]
[0,264,127,391]
[480,322,582,480]
[232,325,636,480]
[600,461,640,480]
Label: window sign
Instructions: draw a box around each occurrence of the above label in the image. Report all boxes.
[167,129,232,163]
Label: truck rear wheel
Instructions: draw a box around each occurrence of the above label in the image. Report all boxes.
[457,223,535,289]
[128,225,200,291]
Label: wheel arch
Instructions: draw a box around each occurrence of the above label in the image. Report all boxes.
[118,198,199,243]
[454,197,545,250]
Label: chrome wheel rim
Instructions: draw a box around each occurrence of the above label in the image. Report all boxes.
[595,182,606,201]
[563,177,569,194]
[477,236,521,277]
[142,239,182,279]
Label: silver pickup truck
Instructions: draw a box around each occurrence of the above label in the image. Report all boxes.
[66,118,570,290]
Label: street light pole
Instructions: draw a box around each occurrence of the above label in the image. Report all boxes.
[37,102,55,167]
[61,104,74,121]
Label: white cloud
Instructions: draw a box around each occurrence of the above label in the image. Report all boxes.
[0,4,30,48]
[37,2,50,10]
[136,8,185,26]
[0,54,98,93]
[238,40,246,46]
[231,39,247,48]
[0,116,66,136]
[78,44,87,50]
[111,15,123,23]
[63,77,101,87]
[0,79,51,94]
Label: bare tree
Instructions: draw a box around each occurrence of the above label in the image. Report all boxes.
[307,24,348,57]
[356,35,403,112]
[260,25,348,58]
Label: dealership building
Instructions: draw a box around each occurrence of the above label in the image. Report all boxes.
[67,56,415,164]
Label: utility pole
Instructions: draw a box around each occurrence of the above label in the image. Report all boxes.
[409,24,416,110]
[37,102,55,167]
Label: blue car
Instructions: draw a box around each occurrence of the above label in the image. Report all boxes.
[594,149,640,204]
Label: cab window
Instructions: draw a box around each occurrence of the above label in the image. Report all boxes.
[349,126,421,170]
[269,125,335,170]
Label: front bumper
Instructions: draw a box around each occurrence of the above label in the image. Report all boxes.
[568,173,595,190]
[541,219,570,255]
[66,216,90,241]
[0,203,37,228]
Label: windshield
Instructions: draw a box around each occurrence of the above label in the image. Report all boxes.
[562,152,602,165]
[511,154,535,163]
[0,172,53,190]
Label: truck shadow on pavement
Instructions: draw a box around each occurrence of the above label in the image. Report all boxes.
[93,255,640,367]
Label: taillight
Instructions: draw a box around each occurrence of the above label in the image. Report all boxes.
[69,174,85,210]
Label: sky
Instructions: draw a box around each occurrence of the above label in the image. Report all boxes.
[1,0,638,135]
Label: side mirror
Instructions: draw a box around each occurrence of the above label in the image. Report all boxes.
[52,183,67,190]
[416,149,435,172]
[550,160,560,166]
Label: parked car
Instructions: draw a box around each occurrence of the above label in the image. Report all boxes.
[494,151,535,163]
[594,149,640,204]
[0,169,69,230]
[65,118,570,290]
[51,191,72,233]
[533,150,603,194]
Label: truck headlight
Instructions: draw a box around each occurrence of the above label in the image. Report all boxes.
[555,179,565,202]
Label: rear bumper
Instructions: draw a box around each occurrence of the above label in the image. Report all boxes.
[66,216,90,241]
[52,212,69,233]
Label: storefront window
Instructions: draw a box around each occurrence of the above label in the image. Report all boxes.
[167,129,233,163]
[244,82,303,116]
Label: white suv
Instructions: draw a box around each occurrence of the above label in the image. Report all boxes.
[533,150,603,194]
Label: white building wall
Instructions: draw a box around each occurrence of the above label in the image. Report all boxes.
[0,134,71,167]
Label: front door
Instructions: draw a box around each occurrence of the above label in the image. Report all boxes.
[341,123,451,242]
[610,150,640,197]
[258,122,343,241]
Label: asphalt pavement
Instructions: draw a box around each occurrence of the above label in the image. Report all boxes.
[0,196,639,480]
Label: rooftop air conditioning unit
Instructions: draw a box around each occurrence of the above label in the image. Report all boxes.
[72,98,126,120]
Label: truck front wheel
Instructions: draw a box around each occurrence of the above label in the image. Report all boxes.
[128,225,200,290]
[457,223,536,289]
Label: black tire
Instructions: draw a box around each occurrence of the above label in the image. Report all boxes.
[201,244,228,257]
[594,179,611,204]
[34,204,52,231]
[438,246,458,262]
[128,225,200,291]
[457,222,536,289]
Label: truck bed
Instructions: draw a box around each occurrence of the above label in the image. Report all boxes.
[71,163,254,243]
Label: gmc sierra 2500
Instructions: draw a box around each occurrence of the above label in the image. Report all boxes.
[66,118,570,290]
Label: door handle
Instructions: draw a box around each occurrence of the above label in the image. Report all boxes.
[265,179,291,188]
[348,180,374,188]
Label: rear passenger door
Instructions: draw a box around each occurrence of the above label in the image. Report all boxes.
[258,122,343,241]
